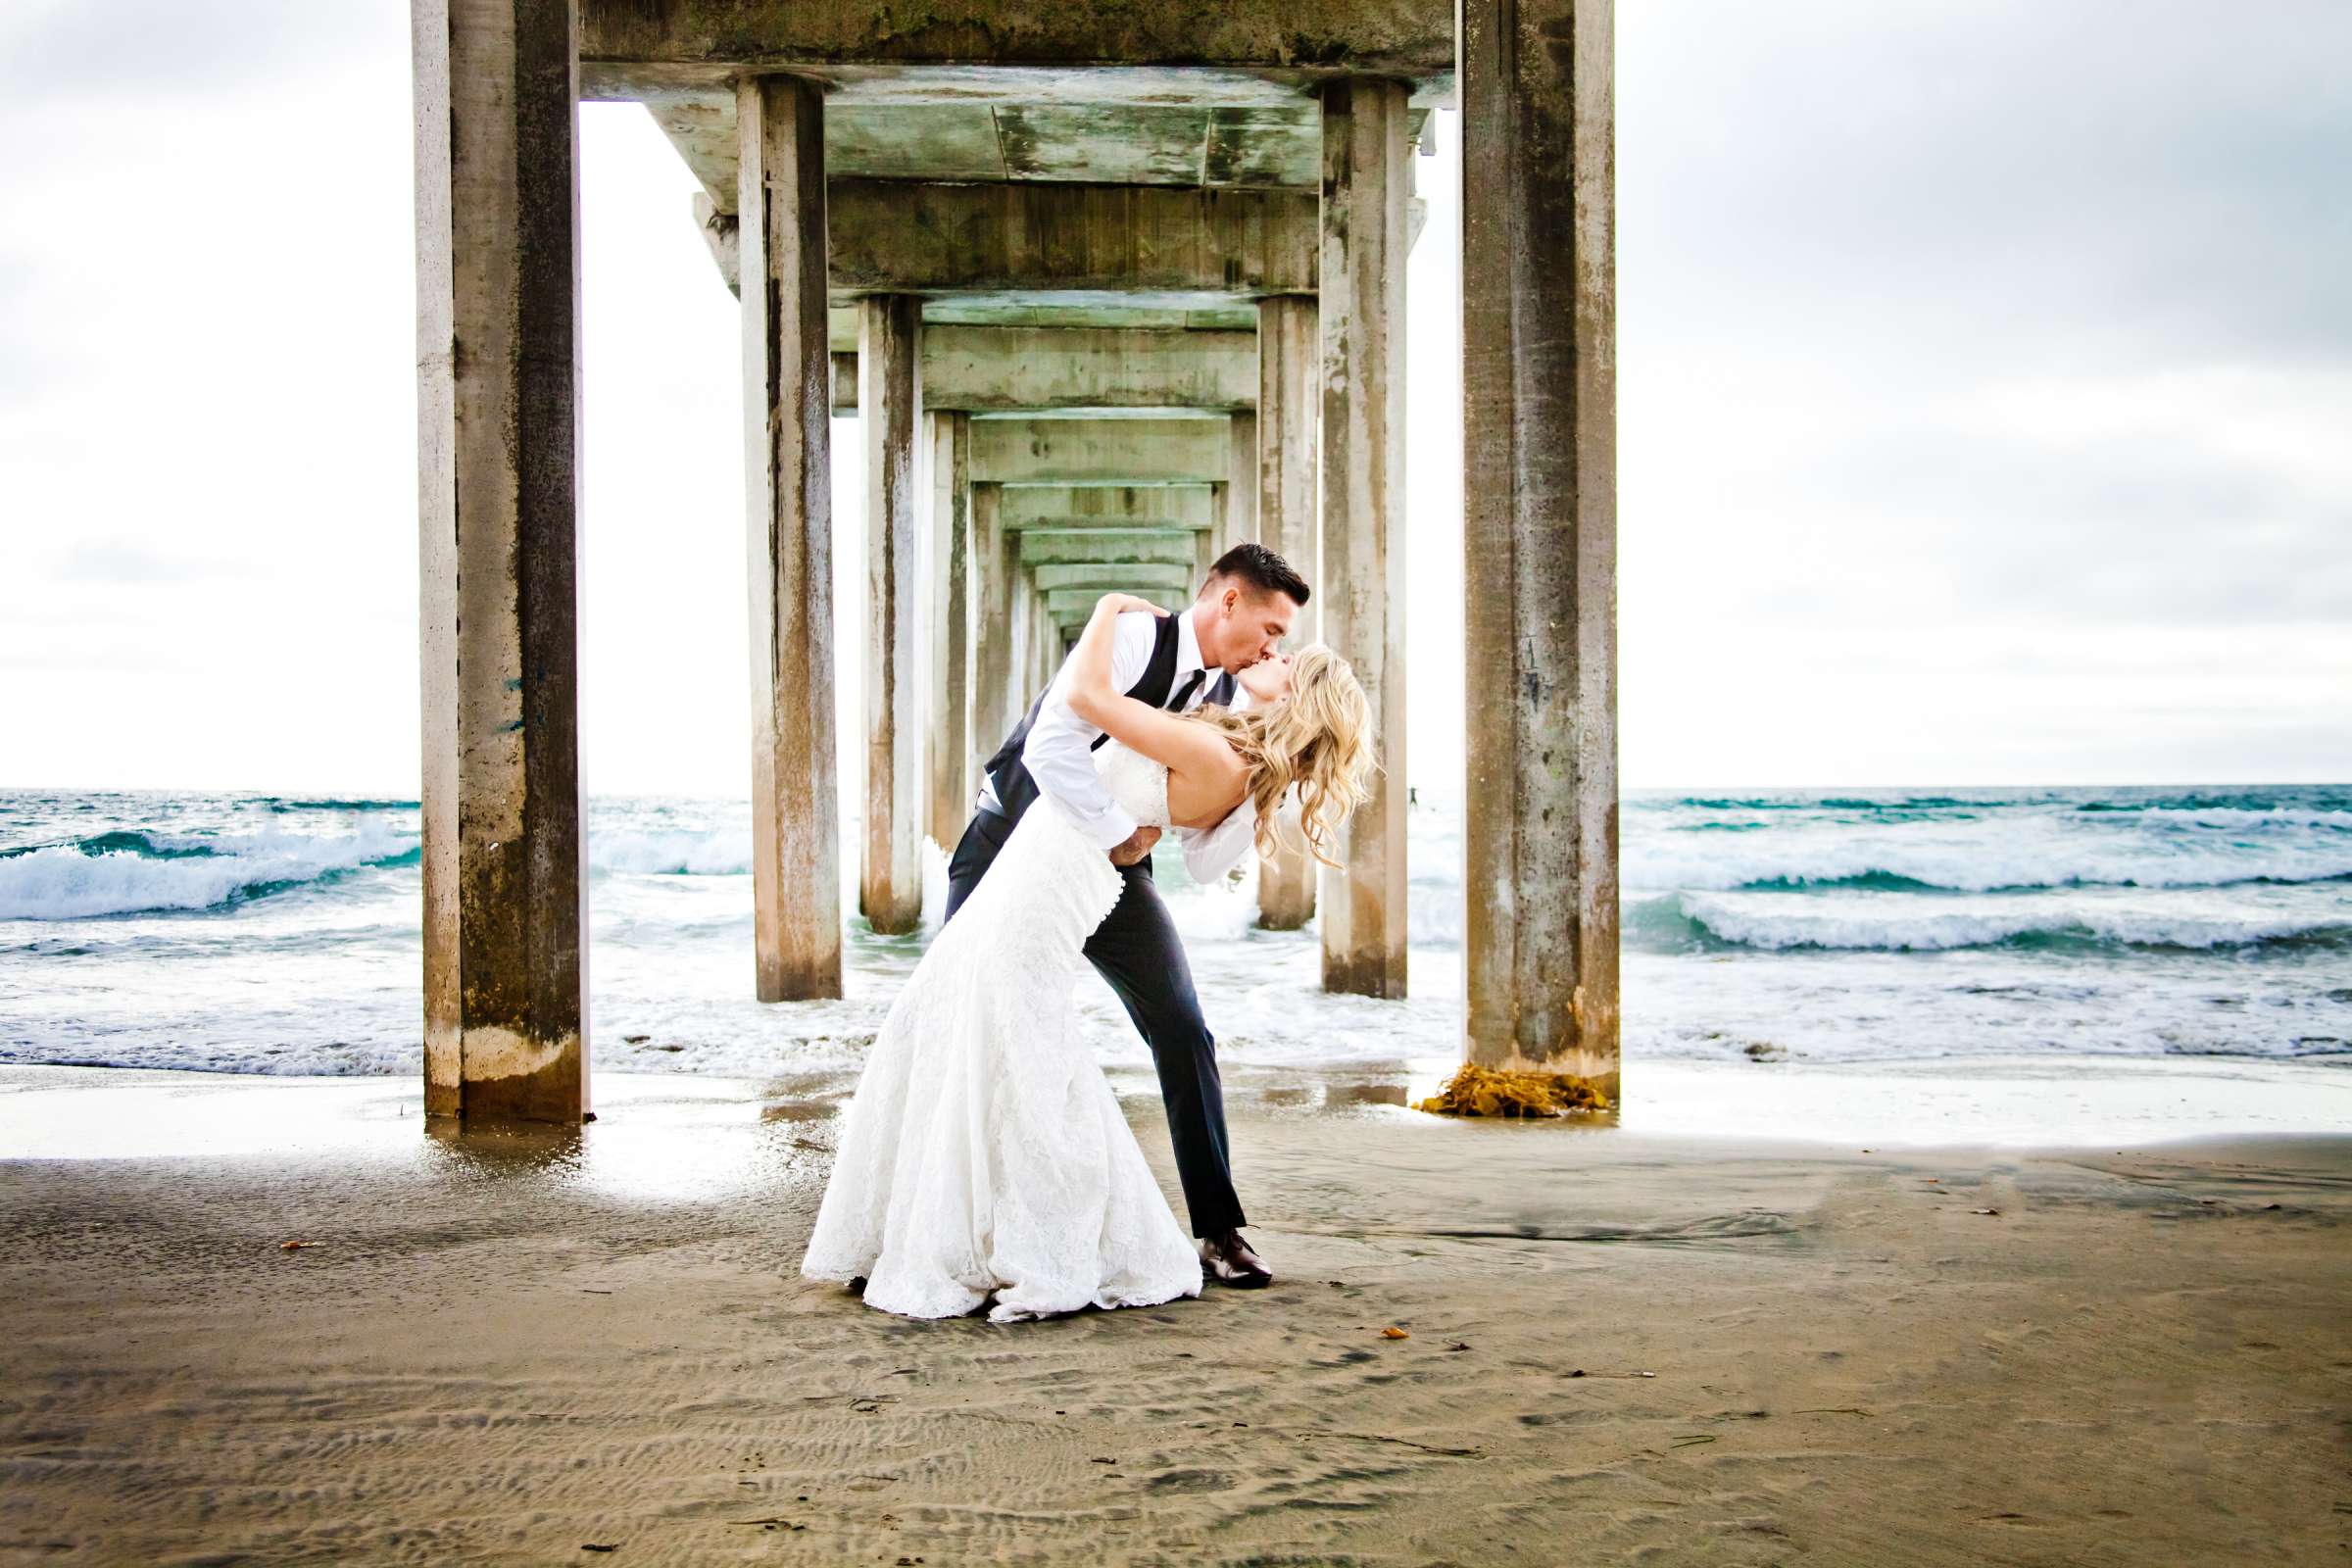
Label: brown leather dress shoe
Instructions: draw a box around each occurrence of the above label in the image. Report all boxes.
[1199,1229,1273,1289]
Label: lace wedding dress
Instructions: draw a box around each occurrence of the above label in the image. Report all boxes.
[800,740,1204,1322]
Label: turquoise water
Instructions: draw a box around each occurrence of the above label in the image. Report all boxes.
[1,786,2346,1081]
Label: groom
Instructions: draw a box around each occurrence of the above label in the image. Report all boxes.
[943,542,1310,1290]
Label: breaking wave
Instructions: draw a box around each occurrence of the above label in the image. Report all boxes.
[0,826,420,920]
[1645,893,2352,954]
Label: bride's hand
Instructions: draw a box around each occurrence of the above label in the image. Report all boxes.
[1095,592,1169,619]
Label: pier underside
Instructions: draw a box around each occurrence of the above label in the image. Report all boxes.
[413,0,1615,1119]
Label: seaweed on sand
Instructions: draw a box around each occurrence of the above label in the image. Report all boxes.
[1414,1064,1611,1118]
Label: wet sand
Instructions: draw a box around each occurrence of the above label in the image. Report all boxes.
[2,1063,2347,1565]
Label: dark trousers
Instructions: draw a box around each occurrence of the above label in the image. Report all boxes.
[944,808,1246,1239]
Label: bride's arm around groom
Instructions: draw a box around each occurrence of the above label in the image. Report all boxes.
[1022,602,1258,884]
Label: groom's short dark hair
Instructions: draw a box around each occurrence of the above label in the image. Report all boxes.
[1206,542,1311,607]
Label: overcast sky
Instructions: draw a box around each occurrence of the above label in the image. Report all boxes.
[2,0,2345,795]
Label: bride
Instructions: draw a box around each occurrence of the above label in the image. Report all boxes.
[802,591,1373,1322]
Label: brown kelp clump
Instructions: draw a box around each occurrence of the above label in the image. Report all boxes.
[1415,1064,1611,1118]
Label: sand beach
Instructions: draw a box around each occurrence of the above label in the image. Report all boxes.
[3,1061,2346,1566]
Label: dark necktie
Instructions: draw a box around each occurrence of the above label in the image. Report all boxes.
[1166,668,1207,712]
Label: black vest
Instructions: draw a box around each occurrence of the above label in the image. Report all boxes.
[980,612,1237,825]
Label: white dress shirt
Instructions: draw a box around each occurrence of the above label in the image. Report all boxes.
[984,607,1258,885]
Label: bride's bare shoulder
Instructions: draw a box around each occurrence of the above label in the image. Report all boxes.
[1163,744,1249,829]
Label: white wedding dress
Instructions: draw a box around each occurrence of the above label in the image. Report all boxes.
[800,740,1204,1322]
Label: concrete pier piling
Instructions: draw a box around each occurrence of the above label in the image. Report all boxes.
[1222,412,1259,563]
[1460,0,1621,1094]
[1254,294,1321,930]
[969,483,1016,760]
[859,294,924,935]
[415,0,589,1123]
[739,72,842,1002]
[1316,77,1413,999]
[924,410,973,850]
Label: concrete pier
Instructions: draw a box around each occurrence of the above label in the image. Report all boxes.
[739,73,842,1002]
[1459,0,1620,1092]
[1316,78,1412,999]
[1254,294,1321,929]
[414,0,588,1123]
[411,1,1626,1099]
[924,410,973,849]
[970,483,1017,761]
[859,293,924,934]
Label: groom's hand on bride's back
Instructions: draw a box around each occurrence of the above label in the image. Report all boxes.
[1108,826,1161,867]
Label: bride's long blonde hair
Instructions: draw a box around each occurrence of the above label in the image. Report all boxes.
[1185,644,1374,866]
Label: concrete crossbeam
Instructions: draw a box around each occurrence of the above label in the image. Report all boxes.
[970,418,1231,485]
[691,183,1314,301]
[1030,563,1197,594]
[1016,528,1201,567]
[997,485,1215,531]
[1044,587,1186,621]
[626,82,1439,219]
[913,303,1260,331]
[1461,0,1620,1094]
[579,4,1455,88]
[415,0,588,1124]
[926,326,1255,412]
[825,327,1255,414]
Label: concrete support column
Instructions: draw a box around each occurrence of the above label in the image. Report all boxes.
[1317,77,1412,998]
[970,483,1016,756]
[1459,0,1620,1092]
[924,411,973,848]
[739,73,841,1001]
[1028,575,1054,697]
[1257,299,1322,613]
[1255,294,1321,929]
[414,0,587,1122]
[1011,568,1043,710]
[859,294,923,934]
[1038,582,1058,690]
[1221,411,1258,561]
[1022,597,1039,701]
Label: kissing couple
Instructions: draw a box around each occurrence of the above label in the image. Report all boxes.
[802,543,1373,1322]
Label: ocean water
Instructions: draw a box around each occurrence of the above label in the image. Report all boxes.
[1,786,2347,1086]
